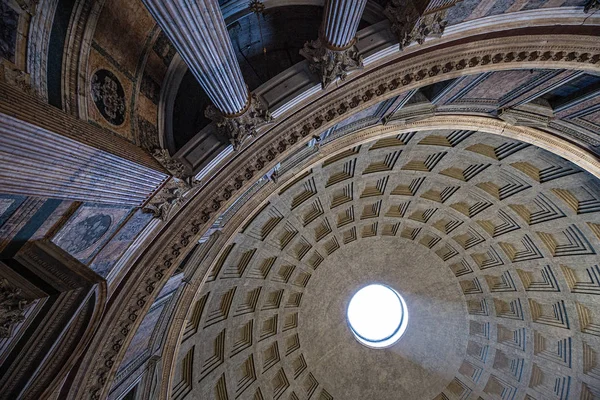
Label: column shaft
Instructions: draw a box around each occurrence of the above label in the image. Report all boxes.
[142,0,248,115]
[0,82,168,207]
[0,112,168,206]
[322,0,368,49]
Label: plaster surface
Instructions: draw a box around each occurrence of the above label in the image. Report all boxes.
[300,237,467,399]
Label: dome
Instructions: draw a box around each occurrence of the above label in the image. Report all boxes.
[171,128,600,399]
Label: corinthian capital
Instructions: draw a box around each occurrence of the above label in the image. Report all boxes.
[151,148,196,184]
[300,38,364,89]
[384,0,420,50]
[205,93,273,150]
[385,0,452,50]
[142,177,194,221]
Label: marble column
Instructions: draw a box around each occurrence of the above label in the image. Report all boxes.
[301,0,368,89]
[142,0,271,149]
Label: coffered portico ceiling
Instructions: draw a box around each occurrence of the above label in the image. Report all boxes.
[1,0,600,399]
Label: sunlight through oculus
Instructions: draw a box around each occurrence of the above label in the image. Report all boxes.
[347,284,408,348]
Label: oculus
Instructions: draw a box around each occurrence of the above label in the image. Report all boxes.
[347,284,408,348]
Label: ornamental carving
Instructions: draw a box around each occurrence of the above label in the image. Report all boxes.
[205,93,273,150]
[91,69,126,126]
[384,0,421,50]
[0,61,35,95]
[0,278,31,338]
[409,11,448,46]
[300,38,364,89]
[385,1,457,50]
[151,149,190,181]
[142,178,193,221]
[145,149,200,220]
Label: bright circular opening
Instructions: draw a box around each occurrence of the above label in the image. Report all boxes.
[347,284,408,348]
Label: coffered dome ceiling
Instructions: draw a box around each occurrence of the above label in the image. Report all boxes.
[171,129,600,399]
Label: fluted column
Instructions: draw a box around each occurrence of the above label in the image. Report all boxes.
[301,0,367,89]
[142,0,271,149]
[322,0,368,49]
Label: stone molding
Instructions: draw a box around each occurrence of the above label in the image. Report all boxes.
[66,33,600,400]
[1,241,106,399]
[25,0,59,101]
[64,0,106,117]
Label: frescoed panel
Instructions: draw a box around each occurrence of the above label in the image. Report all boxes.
[89,209,153,277]
[52,204,131,264]
[459,71,545,104]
